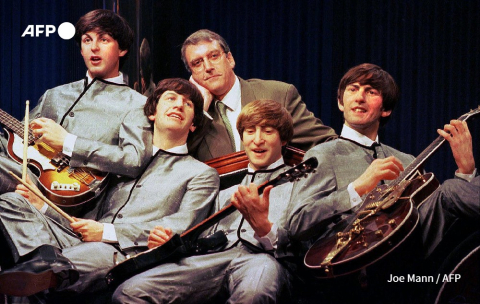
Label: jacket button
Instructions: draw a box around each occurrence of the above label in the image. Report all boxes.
[134,241,138,245]
[69,112,74,117]
[118,214,123,219]
[241,229,246,232]
[83,160,88,165]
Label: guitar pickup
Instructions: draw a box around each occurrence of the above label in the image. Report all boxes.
[51,181,80,192]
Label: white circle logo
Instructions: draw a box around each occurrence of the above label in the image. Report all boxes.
[57,22,75,40]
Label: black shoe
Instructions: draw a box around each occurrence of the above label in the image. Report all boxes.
[0,245,79,296]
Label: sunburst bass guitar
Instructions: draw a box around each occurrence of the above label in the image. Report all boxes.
[0,108,108,207]
[304,106,480,278]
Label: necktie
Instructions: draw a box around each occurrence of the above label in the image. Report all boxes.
[216,101,236,151]
[371,142,385,159]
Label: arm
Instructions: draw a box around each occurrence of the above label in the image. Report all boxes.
[284,85,337,151]
[72,109,152,178]
[114,168,220,249]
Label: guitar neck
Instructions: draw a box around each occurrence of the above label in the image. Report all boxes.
[180,181,271,241]
[0,108,34,144]
[395,108,479,183]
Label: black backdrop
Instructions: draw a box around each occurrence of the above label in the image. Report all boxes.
[1,0,479,182]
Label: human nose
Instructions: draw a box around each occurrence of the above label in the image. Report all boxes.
[353,88,366,103]
[253,130,264,144]
[91,40,99,52]
[172,98,184,109]
[203,58,214,72]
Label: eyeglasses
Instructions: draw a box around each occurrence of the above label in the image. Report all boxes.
[189,51,225,72]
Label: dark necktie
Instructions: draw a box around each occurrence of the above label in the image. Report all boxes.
[371,142,385,159]
[216,101,236,151]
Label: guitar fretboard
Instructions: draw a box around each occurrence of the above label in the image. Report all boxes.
[0,108,35,145]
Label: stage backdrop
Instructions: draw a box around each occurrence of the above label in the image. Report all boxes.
[1,0,479,182]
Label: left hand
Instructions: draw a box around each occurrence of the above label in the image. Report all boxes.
[231,183,273,237]
[148,226,173,249]
[30,118,68,151]
[70,218,104,242]
[438,119,475,174]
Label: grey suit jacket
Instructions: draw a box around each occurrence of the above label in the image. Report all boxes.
[211,163,294,253]
[29,78,151,178]
[277,138,415,258]
[188,77,337,161]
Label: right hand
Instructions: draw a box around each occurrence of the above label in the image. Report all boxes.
[15,175,45,210]
[148,226,173,249]
[352,156,404,196]
[189,76,213,111]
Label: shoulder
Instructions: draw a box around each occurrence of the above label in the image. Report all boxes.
[241,78,293,91]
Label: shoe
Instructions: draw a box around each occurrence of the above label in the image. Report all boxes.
[0,245,78,296]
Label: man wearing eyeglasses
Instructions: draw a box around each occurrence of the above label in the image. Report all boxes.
[181,29,337,161]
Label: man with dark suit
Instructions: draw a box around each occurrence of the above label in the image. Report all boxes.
[181,29,337,161]
[0,79,219,299]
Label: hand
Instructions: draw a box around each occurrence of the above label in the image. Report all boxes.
[231,183,273,237]
[438,120,475,174]
[147,226,173,249]
[30,118,68,151]
[352,156,404,196]
[70,218,104,242]
[189,76,213,111]
[14,175,45,210]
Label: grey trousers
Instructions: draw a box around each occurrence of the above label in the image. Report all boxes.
[0,193,126,294]
[419,175,480,257]
[112,244,292,304]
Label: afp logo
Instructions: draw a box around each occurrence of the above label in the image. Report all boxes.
[21,22,75,40]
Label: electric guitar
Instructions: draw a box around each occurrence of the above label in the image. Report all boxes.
[0,108,108,207]
[105,157,318,289]
[304,106,480,278]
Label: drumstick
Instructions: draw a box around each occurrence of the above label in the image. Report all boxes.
[22,100,29,182]
[8,171,75,223]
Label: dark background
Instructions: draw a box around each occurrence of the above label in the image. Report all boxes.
[1,0,479,182]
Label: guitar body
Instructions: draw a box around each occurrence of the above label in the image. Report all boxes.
[4,129,108,207]
[304,173,439,278]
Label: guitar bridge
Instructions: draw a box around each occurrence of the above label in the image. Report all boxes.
[51,181,80,192]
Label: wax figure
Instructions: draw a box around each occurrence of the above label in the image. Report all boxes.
[0,9,150,197]
[277,63,479,303]
[112,99,299,304]
[181,29,337,161]
[0,79,219,301]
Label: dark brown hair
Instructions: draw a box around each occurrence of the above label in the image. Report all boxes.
[75,9,134,69]
[144,78,204,128]
[337,63,399,126]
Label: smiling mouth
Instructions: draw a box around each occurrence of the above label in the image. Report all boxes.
[167,113,183,120]
[352,107,367,113]
[252,149,267,154]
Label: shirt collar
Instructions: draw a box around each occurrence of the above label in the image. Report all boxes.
[86,71,125,85]
[152,143,188,155]
[248,157,285,173]
[218,76,241,111]
[340,124,379,146]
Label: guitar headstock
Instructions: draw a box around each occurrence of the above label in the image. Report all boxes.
[276,157,318,183]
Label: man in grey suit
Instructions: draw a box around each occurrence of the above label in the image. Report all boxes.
[0,78,220,299]
[277,63,479,302]
[112,99,300,304]
[0,9,150,199]
[181,29,337,162]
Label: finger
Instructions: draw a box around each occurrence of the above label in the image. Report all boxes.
[248,183,258,196]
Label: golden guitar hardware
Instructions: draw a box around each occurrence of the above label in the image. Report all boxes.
[0,107,108,208]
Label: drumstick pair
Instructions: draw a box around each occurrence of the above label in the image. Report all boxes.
[10,101,75,223]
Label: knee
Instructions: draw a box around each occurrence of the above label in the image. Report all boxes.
[0,192,30,210]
